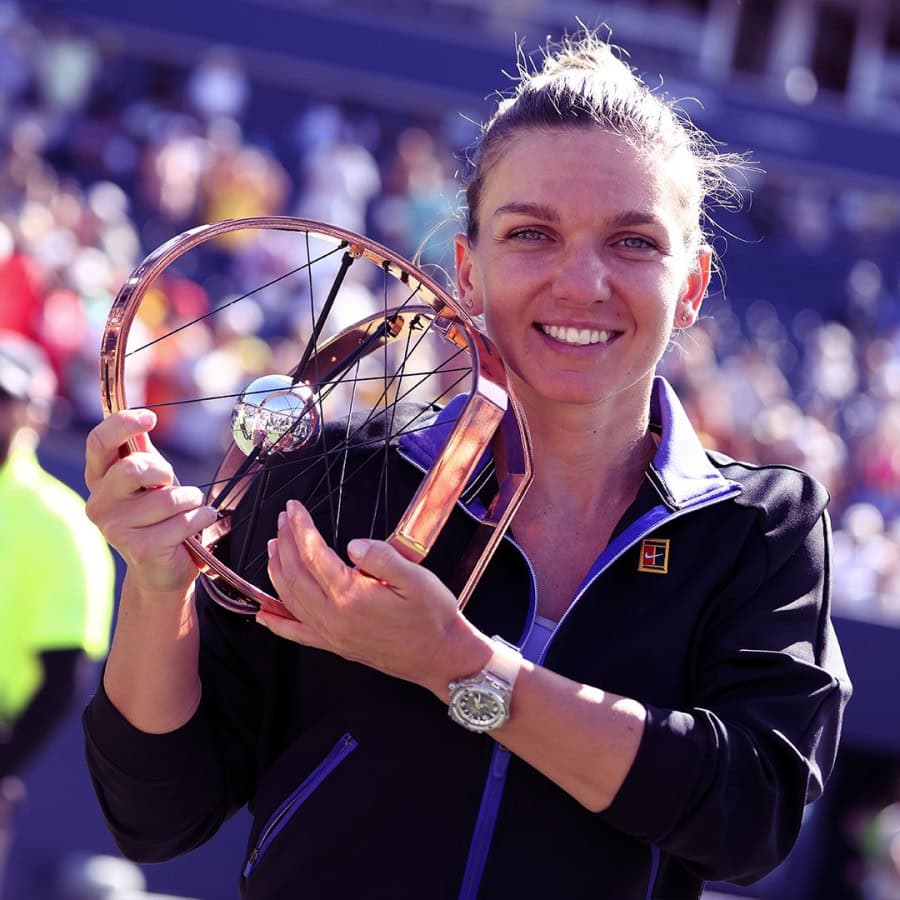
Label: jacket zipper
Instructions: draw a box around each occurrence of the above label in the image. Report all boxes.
[457,488,742,899]
[645,844,661,900]
[243,732,358,878]
[458,745,511,900]
[399,436,741,897]
[541,487,742,664]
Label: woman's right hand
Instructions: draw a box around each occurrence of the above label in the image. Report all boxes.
[84,409,219,596]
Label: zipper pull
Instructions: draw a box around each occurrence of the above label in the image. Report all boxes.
[242,848,259,878]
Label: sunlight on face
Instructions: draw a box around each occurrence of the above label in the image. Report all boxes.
[456,127,710,413]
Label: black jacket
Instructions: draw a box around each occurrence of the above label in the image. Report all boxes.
[83,378,851,899]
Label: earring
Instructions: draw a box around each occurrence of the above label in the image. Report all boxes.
[680,310,692,325]
[462,295,474,310]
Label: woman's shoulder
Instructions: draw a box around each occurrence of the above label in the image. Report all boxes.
[705,448,830,531]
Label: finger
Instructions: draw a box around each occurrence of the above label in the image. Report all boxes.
[85,454,179,541]
[346,538,422,592]
[267,530,320,623]
[105,504,219,560]
[269,512,317,593]
[119,485,214,530]
[110,451,178,495]
[266,536,287,592]
[85,409,158,489]
[256,611,328,650]
[177,504,220,538]
[282,499,347,592]
[86,463,206,544]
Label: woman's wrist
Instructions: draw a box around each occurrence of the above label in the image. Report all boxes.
[424,614,497,703]
[121,569,197,612]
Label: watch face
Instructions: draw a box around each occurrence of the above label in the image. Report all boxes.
[451,686,507,731]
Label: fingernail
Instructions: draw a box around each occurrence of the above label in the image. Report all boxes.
[278,511,286,529]
[347,539,367,562]
[267,539,277,558]
[287,499,300,516]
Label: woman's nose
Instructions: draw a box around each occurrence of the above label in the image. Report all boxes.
[550,241,611,305]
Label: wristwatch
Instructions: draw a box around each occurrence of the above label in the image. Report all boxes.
[448,636,522,733]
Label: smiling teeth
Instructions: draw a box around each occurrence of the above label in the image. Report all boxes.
[541,324,613,346]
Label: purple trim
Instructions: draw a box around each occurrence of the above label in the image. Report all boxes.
[580,506,674,598]
[397,393,465,470]
[419,378,744,896]
[458,486,742,893]
[649,377,740,508]
[458,745,511,899]
[243,733,358,878]
[502,534,538,650]
[543,485,741,665]
[645,844,661,899]
[400,379,742,517]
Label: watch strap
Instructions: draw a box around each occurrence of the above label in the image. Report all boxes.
[482,634,522,692]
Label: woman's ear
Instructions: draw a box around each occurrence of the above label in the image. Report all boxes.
[674,244,712,329]
[454,233,484,315]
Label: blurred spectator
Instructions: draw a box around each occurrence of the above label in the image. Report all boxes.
[186,46,249,124]
[294,102,381,234]
[859,799,900,900]
[0,331,114,897]
[374,124,458,270]
[0,219,44,339]
[1,5,900,898]
[139,114,209,227]
[200,118,291,239]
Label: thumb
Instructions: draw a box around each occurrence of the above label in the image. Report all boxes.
[347,538,416,586]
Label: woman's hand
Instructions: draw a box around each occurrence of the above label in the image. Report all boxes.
[84,409,219,597]
[259,499,492,695]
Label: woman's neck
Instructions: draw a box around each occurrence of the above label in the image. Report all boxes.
[503,392,658,619]
[508,385,657,523]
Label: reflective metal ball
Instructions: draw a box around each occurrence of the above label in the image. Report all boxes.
[231,374,319,456]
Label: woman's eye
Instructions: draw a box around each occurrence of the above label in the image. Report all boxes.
[508,228,547,241]
[619,236,656,250]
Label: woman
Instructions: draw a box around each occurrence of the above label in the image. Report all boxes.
[83,32,850,899]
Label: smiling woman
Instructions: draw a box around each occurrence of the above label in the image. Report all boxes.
[81,27,850,900]
[455,128,710,418]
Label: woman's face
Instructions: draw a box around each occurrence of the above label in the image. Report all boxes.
[456,127,711,412]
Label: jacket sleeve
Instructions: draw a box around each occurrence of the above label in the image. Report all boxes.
[82,590,273,863]
[81,442,332,865]
[599,474,851,885]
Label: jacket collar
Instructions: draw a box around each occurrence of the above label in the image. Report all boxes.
[397,394,470,472]
[397,376,741,514]
[648,376,741,510]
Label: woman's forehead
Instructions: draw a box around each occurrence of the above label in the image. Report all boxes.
[481,127,698,223]
[478,125,701,241]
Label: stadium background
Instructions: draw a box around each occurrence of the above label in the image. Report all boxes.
[3,0,900,897]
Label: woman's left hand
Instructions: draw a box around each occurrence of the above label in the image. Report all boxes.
[259,499,489,694]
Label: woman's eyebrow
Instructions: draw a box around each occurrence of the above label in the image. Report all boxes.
[493,201,559,222]
[493,204,666,230]
[607,210,665,229]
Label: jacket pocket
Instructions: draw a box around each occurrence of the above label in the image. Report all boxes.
[243,732,358,878]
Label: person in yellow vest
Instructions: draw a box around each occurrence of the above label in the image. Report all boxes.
[0,331,114,897]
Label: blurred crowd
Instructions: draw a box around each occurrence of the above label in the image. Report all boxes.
[3,5,900,899]
[1,2,899,628]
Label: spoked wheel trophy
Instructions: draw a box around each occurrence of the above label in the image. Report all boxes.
[100,216,532,616]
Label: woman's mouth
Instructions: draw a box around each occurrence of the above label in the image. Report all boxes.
[538,324,619,346]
